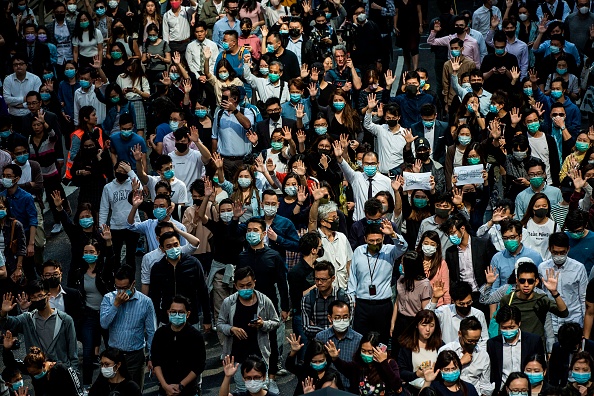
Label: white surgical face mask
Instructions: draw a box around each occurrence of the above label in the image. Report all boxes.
[333,318,350,332]
[422,244,437,256]
[245,379,265,393]
[101,366,117,379]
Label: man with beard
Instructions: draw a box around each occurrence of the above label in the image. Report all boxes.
[426,281,489,350]
[439,316,495,396]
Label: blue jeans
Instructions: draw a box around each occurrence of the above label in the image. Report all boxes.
[80,308,108,385]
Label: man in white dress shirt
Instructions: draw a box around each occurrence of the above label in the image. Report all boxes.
[2,54,42,134]
[186,21,219,79]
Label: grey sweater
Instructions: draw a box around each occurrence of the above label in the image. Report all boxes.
[0,309,78,371]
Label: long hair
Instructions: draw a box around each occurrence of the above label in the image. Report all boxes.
[230,165,261,208]
[408,189,433,222]
[143,1,162,29]
[353,332,383,384]
[74,11,95,41]
[504,372,531,396]
[215,58,238,81]
[78,105,96,131]
[399,251,426,292]
[100,348,132,380]
[304,340,329,365]
[520,192,550,226]
[329,88,360,135]
[74,202,98,230]
[416,230,443,280]
[462,142,484,165]
[109,41,130,63]
[122,58,146,88]
[455,92,480,126]
[398,310,442,353]
[435,350,468,396]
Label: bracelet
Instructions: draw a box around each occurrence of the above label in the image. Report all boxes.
[551,292,560,298]
[296,202,303,207]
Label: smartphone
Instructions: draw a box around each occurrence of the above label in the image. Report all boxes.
[388,171,396,180]
[378,343,387,353]
[249,314,259,325]
[222,94,229,102]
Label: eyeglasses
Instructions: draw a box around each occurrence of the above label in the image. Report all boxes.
[551,113,565,117]
[13,62,26,67]
[244,376,264,381]
[463,336,481,344]
[26,101,39,106]
[518,278,536,284]
[527,172,544,178]
[315,277,331,283]
[43,273,61,279]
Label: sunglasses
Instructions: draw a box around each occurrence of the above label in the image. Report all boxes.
[518,278,535,284]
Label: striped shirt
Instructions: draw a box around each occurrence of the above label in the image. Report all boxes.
[99,291,157,354]
[29,130,58,177]
[302,286,354,338]
[550,203,569,230]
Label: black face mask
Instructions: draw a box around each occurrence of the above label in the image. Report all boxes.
[318,148,332,156]
[175,142,188,153]
[269,112,281,122]
[405,85,418,96]
[534,208,548,218]
[228,10,238,16]
[435,208,451,219]
[115,172,128,182]
[454,26,465,34]
[241,29,251,36]
[562,192,572,202]
[193,198,203,206]
[113,26,124,36]
[386,119,398,128]
[43,277,61,289]
[417,151,430,161]
[456,304,472,316]
[505,30,516,38]
[471,82,483,92]
[55,13,65,21]
[328,219,339,231]
[289,28,301,37]
[29,298,47,312]
[463,191,477,203]
[315,22,326,30]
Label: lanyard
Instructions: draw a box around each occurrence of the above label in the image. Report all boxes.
[366,251,380,284]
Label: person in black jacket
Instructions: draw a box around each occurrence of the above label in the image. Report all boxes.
[549,323,594,387]
[89,347,142,396]
[486,305,545,392]
[149,231,211,328]
[40,260,84,328]
[151,295,206,396]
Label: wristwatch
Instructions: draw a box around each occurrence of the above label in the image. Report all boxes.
[232,109,239,115]
[178,384,184,391]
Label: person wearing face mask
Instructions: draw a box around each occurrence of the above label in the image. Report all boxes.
[563,352,594,396]
[40,260,84,328]
[161,0,198,58]
[485,19,529,79]
[520,189,557,261]
[404,137,447,194]
[237,18,262,60]
[243,57,290,103]
[545,57,580,103]
[218,267,281,393]
[166,128,211,200]
[537,233,587,337]
[480,31,519,94]
[533,32,580,84]
[437,317,494,396]
[416,230,450,305]
[311,201,353,289]
[565,0,594,59]
[0,281,79,371]
[281,78,313,129]
[108,114,146,173]
[151,296,206,396]
[549,323,594,387]
[523,355,550,396]
[514,157,562,220]
[387,71,437,128]
[17,23,51,78]
[286,337,339,395]
[87,348,142,396]
[150,231,212,329]
[442,39,477,111]
[427,16,481,69]
[212,0,242,50]
[100,85,135,134]
[559,132,591,182]
[251,98,297,157]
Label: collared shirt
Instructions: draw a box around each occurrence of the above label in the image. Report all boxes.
[472,5,502,37]
[533,41,581,65]
[2,72,42,116]
[100,291,157,354]
[49,286,67,312]
[212,16,241,48]
[302,286,354,337]
[347,235,408,299]
[439,340,495,396]
[538,257,587,332]
[458,237,478,291]
[286,36,303,66]
[515,185,563,220]
[485,31,529,78]
[502,332,522,386]
[477,223,529,251]
[211,106,255,157]
[269,116,283,136]
[468,28,488,61]
[281,98,311,129]
[163,6,195,43]
[315,326,363,388]
[363,112,407,173]
[426,32,482,67]
[317,229,353,289]
[127,218,187,251]
[536,0,571,21]
[490,244,543,288]
[0,187,38,229]
[426,303,489,350]
[450,74,492,116]
[185,38,219,76]
[243,64,290,104]
[338,159,394,221]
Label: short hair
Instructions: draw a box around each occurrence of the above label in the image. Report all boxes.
[564,209,589,231]
[154,193,172,207]
[493,30,507,44]
[119,112,134,126]
[41,259,63,272]
[439,212,469,234]
[27,279,48,295]
[314,260,336,277]
[194,20,207,30]
[364,198,384,216]
[26,91,41,101]
[364,224,383,237]
[328,300,349,315]
[234,266,256,282]
[405,70,420,82]
[559,322,584,350]
[524,157,545,174]
[495,198,515,215]
[241,355,267,376]
[189,179,205,195]
[500,219,523,235]
[3,164,22,178]
[171,295,192,311]
[549,232,569,249]
[246,217,266,232]
[114,265,135,284]
[318,201,338,221]
[434,192,453,206]
[270,60,284,72]
[549,34,566,45]
[173,126,189,141]
[223,29,238,40]
[155,155,173,170]
[299,231,321,256]
[551,77,568,90]
[159,230,180,247]
[459,316,482,333]
[23,347,46,370]
[155,221,174,236]
[449,37,464,47]
[516,261,539,279]
[262,189,278,200]
[495,304,521,325]
[420,103,437,117]
[332,44,347,56]
[265,96,281,109]
[450,281,473,302]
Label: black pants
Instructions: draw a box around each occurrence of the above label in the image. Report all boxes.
[353,298,393,345]
[10,115,24,134]
[169,40,190,59]
[391,313,414,358]
[111,229,140,268]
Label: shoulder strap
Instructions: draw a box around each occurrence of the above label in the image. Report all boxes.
[10,219,15,241]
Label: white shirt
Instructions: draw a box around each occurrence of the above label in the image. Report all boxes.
[3,72,42,116]
[163,6,195,42]
[523,218,557,260]
[502,332,522,386]
[168,149,206,203]
[185,38,219,76]
[424,125,435,159]
[147,175,188,205]
[317,229,353,289]
[15,160,32,183]
[243,64,290,103]
[426,302,490,350]
[528,134,552,183]
[72,29,103,57]
[363,112,407,173]
[74,85,107,125]
[48,286,66,312]
[458,239,478,291]
[439,341,495,396]
[338,160,394,221]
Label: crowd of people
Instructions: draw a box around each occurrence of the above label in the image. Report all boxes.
[2,0,594,395]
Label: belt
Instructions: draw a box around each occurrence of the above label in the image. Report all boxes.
[221,155,244,160]
[356,297,391,305]
[119,348,144,355]
[171,38,190,44]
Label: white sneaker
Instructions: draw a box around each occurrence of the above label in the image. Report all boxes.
[51,223,63,234]
[267,379,280,394]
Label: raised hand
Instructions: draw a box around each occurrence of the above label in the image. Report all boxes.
[222,355,239,377]
[311,182,325,201]
[101,224,112,241]
[1,293,16,314]
[182,78,192,93]
[204,178,214,197]
[384,69,395,87]
[451,57,461,72]
[310,67,319,82]
[295,103,305,119]
[172,51,182,64]
[492,207,506,223]
[339,133,350,150]
[373,346,388,363]
[403,129,417,144]
[44,79,54,92]
[367,93,377,109]
[293,159,306,176]
[485,266,499,285]
[308,82,318,97]
[297,185,308,203]
[423,363,440,382]
[528,69,538,84]
[532,101,545,117]
[490,14,500,29]
[15,292,30,311]
[432,20,441,32]
[286,333,305,352]
[510,66,520,80]
[131,177,141,192]
[319,153,329,169]
[452,187,464,206]
[51,190,64,209]
[232,200,246,218]
[391,175,404,192]
[212,152,224,169]
[377,102,384,118]
[254,155,265,173]
[296,129,306,144]
[132,190,144,207]
[380,218,394,235]
[432,280,445,299]
[542,268,559,293]
[332,140,343,158]
[302,377,316,394]
[300,63,309,79]
[324,340,340,359]
[266,157,276,173]
[3,330,15,349]
[160,71,171,86]
[509,107,521,125]
[489,119,501,139]
[203,46,212,60]
[412,159,422,173]
[246,130,259,145]
[91,55,102,69]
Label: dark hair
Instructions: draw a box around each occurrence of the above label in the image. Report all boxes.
[524,157,545,174]
[26,91,41,101]
[495,198,516,216]
[304,340,328,365]
[114,265,135,284]
[315,260,336,277]
[549,232,569,249]
[459,316,482,333]
[41,259,63,272]
[505,372,531,395]
[493,30,507,44]
[100,348,131,380]
[27,279,48,295]
[155,155,173,171]
[364,224,383,237]
[524,354,547,371]
[354,331,381,365]
[119,112,133,127]
[500,219,523,236]
[155,221,174,237]
[520,192,550,226]
[364,198,384,216]
[374,191,394,215]
[234,266,255,282]
[23,347,46,370]
[241,355,267,376]
[74,11,95,41]
[299,231,321,256]
[328,299,349,315]
[516,261,539,280]
[495,304,521,325]
[158,230,180,247]
[3,164,22,178]
[420,103,437,117]
[450,281,473,302]
[439,212,468,235]
[171,294,191,311]
[154,193,172,207]
[571,351,594,371]
[216,58,238,81]
[434,350,465,387]
[246,217,266,232]
[400,251,426,292]
[398,310,442,352]
[559,322,585,350]
[564,209,589,231]
[416,230,443,280]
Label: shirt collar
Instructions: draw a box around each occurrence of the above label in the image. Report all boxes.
[503,330,522,346]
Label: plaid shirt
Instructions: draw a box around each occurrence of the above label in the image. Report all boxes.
[315,326,363,389]
[302,286,354,339]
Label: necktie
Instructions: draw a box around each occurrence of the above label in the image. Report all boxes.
[488,7,493,23]
[367,178,373,199]
[198,43,205,73]
[28,45,34,62]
